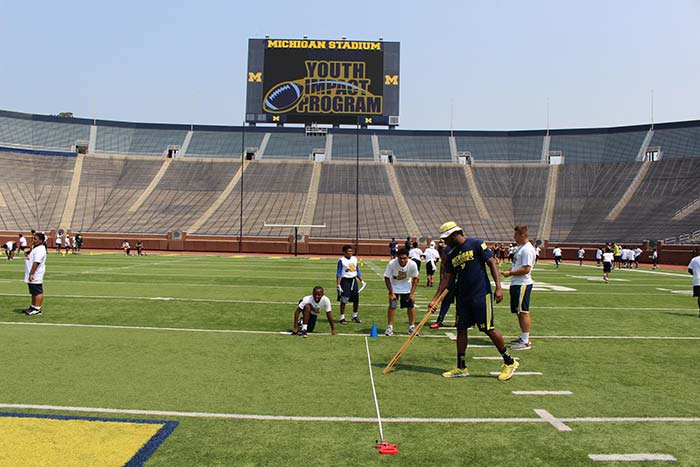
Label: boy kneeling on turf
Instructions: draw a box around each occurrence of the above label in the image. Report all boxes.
[292,286,337,338]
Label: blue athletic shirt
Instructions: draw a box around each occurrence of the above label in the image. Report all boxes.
[444,238,493,300]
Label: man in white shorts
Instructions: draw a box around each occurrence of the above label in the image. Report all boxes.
[292,286,336,338]
[383,248,419,336]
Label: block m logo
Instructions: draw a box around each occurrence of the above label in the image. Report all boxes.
[248,72,262,82]
[384,75,398,85]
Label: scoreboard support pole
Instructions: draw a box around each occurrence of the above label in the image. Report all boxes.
[263,223,326,256]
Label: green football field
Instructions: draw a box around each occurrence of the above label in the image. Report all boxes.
[0,252,699,466]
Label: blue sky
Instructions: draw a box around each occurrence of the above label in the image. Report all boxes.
[2,0,699,130]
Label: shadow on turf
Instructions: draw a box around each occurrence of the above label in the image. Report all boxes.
[659,311,700,318]
[371,362,493,378]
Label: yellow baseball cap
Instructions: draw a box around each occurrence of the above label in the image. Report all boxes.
[439,221,463,238]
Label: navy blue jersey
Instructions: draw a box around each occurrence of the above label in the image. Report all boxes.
[444,238,493,300]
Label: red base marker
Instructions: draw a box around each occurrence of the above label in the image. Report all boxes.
[375,440,399,455]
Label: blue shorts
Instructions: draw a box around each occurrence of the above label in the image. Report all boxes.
[338,277,359,304]
[28,283,43,296]
[455,293,495,332]
[510,284,533,314]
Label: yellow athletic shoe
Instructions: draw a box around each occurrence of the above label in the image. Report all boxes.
[442,367,470,378]
[498,359,520,381]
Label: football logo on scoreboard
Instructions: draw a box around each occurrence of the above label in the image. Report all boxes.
[263,60,383,115]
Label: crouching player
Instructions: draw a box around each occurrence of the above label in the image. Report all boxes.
[292,286,337,338]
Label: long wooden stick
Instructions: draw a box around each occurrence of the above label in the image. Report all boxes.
[383,289,448,374]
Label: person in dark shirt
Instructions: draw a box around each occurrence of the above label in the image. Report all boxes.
[429,221,519,381]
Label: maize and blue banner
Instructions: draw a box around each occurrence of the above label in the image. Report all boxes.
[246,38,400,126]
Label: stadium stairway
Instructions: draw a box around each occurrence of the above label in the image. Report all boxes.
[537,164,558,241]
[187,161,248,233]
[60,153,85,231]
[385,164,420,237]
[605,160,652,221]
[298,162,323,237]
[128,158,172,213]
[463,164,490,220]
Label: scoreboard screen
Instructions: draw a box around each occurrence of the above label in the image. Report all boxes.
[246,38,400,126]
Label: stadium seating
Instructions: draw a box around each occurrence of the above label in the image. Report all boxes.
[377,133,451,162]
[649,124,700,160]
[330,133,374,160]
[95,125,188,156]
[454,133,543,162]
[549,129,647,164]
[185,129,266,158]
[0,113,89,151]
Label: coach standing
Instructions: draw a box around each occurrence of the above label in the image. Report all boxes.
[24,232,47,316]
[501,225,536,351]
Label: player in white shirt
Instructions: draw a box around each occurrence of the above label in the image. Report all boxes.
[577,247,585,266]
[383,248,419,336]
[602,248,614,283]
[552,246,562,268]
[24,232,47,316]
[291,286,336,337]
[336,245,365,324]
[501,226,536,350]
[122,240,131,256]
[596,248,602,266]
[18,234,28,251]
[423,241,440,287]
[4,241,17,261]
[535,245,541,263]
[621,248,629,268]
[55,234,62,254]
[633,247,642,268]
[408,242,423,272]
[688,254,700,317]
[63,234,71,256]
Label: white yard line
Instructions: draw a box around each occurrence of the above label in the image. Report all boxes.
[588,454,677,462]
[2,404,697,432]
[534,408,572,432]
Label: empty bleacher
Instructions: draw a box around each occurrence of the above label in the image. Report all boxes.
[263,131,325,160]
[650,123,700,160]
[455,133,543,162]
[377,133,451,162]
[549,129,647,164]
[312,164,405,238]
[0,151,76,231]
[95,125,188,156]
[197,161,310,236]
[330,133,374,160]
[186,129,266,158]
[0,111,90,151]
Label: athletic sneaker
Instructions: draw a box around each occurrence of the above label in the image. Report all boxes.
[429,321,443,329]
[511,340,531,351]
[509,337,522,344]
[351,317,363,324]
[442,367,470,378]
[339,318,348,325]
[384,327,394,337]
[497,359,520,381]
[408,325,416,335]
[25,308,42,316]
[301,330,308,338]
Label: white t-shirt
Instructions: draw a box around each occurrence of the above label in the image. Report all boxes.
[408,248,423,262]
[298,295,332,316]
[511,242,536,286]
[536,246,541,256]
[596,249,602,259]
[384,258,419,294]
[4,241,13,250]
[578,248,585,259]
[423,247,440,265]
[603,252,614,263]
[337,256,359,279]
[55,236,62,245]
[64,236,70,247]
[19,237,27,248]
[688,256,700,286]
[553,247,562,257]
[634,248,642,258]
[24,244,47,284]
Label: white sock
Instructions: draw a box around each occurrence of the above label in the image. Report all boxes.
[352,312,358,318]
[387,325,393,330]
[340,314,345,321]
[301,324,308,331]
[521,332,529,343]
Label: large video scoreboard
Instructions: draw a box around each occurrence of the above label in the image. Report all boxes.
[246,38,400,126]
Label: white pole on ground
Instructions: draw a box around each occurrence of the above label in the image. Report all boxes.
[364,336,384,441]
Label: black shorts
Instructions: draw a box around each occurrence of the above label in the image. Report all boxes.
[297,300,320,332]
[28,283,43,296]
[411,258,421,271]
[338,277,360,304]
[510,284,533,314]
[554,255,562,263]
[455,293,495,332]
[694,285,700,297]
[614,255,621,262]
[603,262,612,273]
[426,261,436,275]
[389,293,414,309]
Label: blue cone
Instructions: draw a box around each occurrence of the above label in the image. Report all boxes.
[370,322,379,338]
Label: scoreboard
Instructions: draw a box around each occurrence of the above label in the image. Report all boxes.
[246,38,400,126]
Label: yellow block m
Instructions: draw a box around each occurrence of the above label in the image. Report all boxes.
[248,72,262,82]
